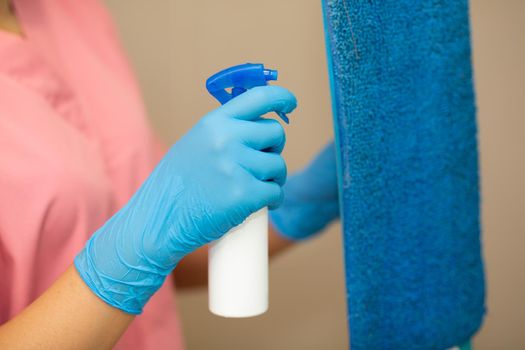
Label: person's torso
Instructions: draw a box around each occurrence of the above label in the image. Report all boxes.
[0,1,184,348]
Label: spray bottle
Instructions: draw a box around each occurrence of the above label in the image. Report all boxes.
[206,63,288,317]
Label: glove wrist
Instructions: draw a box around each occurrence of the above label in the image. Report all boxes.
[74,208,176,314]
[74,242,166,315]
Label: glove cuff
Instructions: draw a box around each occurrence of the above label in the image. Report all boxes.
[74,231,170,315]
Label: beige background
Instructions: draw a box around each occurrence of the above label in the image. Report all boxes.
[104,1,525,349]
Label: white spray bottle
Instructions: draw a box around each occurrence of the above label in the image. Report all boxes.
[206,63,288,317]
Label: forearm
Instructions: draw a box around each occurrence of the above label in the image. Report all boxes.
[174,224,293,289]
[0,266,133,350]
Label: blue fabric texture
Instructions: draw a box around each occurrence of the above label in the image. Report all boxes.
[322,1,485,349]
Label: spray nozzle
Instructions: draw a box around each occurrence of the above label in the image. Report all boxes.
[263,68,278,81]
[206,63,289,123]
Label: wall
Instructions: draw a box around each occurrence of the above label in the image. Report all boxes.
[104,1,525,348]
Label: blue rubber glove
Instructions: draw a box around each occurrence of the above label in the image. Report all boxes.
[270,141,339,240]
[75,86,297,314]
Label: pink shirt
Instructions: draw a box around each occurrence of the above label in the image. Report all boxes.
[0,0,184,348]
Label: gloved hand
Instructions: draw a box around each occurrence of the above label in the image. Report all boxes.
[270,141,339,240]
[75,86,297,314]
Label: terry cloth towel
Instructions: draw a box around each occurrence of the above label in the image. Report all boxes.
[322,0,486,349]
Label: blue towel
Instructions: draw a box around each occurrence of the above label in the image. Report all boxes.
[322,1,486,348]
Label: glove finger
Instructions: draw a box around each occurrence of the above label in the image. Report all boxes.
[237,147,287,186]
[251,180,284,210]
[238,118,286,153]
[217,85,297,121]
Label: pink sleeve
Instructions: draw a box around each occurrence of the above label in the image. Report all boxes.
[0,76,112,321]
[151,135,169,164]
[1,1,186,347]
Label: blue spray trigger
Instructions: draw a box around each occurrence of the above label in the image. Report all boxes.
[206,63,289,124]
[277,112,289,124]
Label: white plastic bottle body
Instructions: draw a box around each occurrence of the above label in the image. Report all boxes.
[208,207,268,318]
